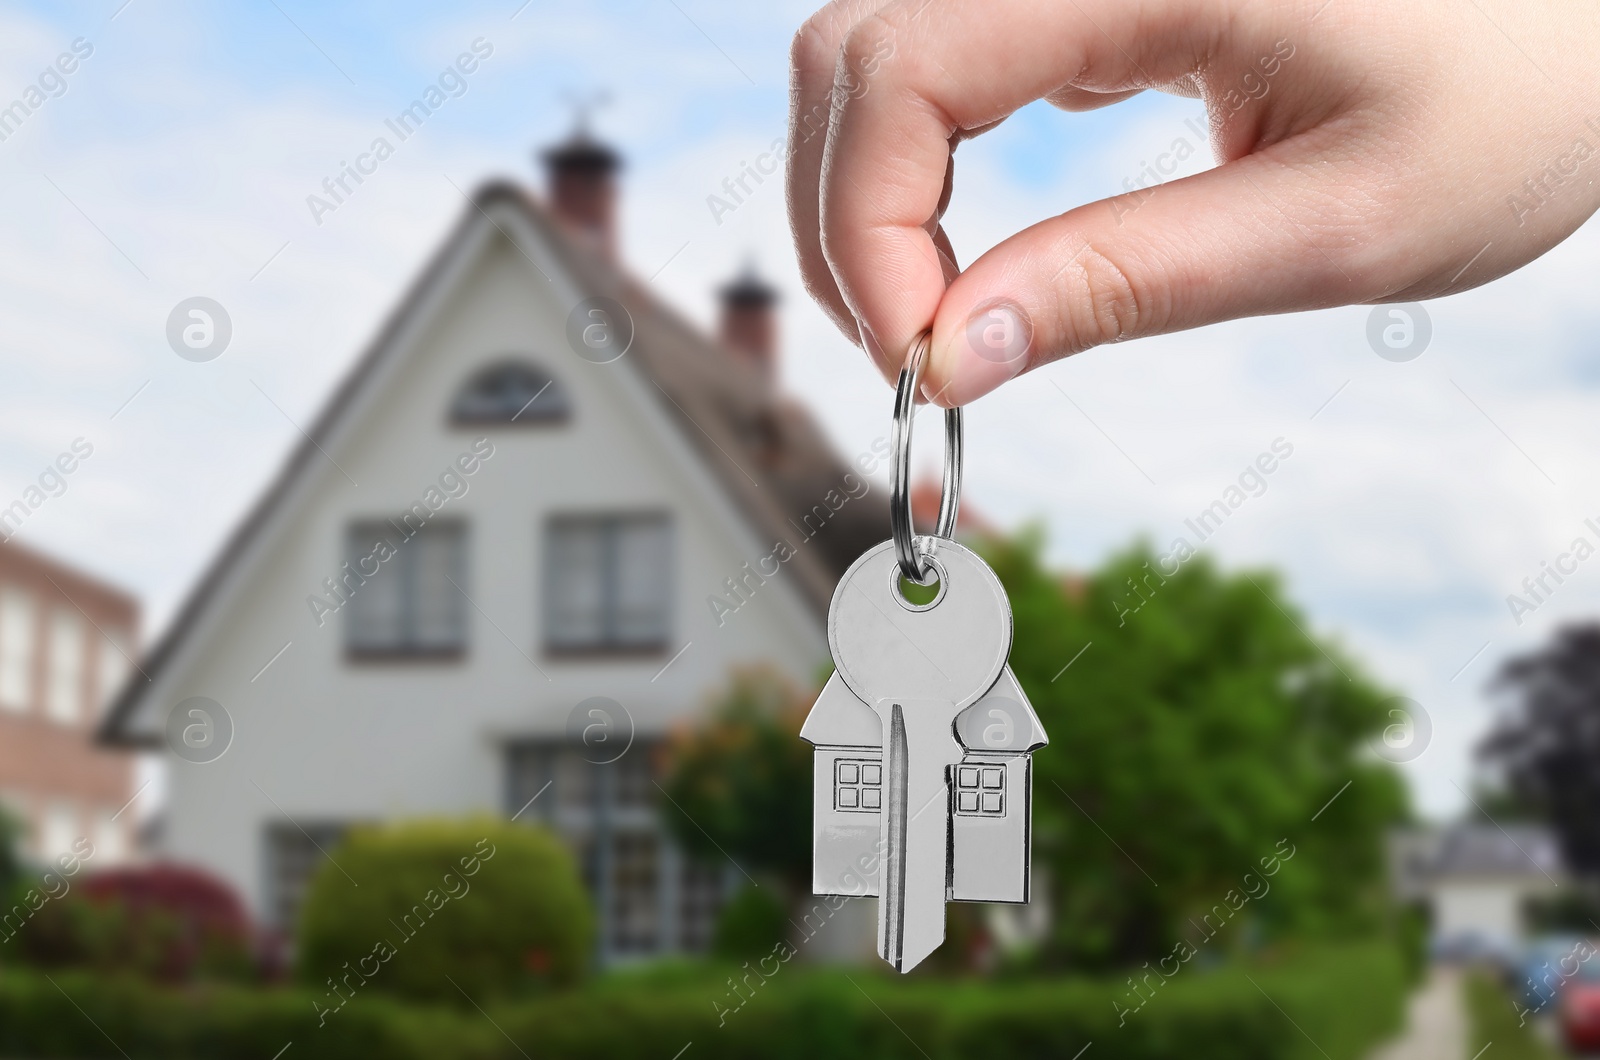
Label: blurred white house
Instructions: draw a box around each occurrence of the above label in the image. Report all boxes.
[1391,822,1567,959]
[100,129,890,961]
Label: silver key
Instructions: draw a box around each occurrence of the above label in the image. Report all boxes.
[825,538,1012,972]
[799,330,1047,973]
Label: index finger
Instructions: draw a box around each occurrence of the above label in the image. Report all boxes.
[789,0,893,347]
[818,0,1213,386]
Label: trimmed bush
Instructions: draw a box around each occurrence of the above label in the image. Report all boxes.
[0,969,504,1060]
[711,885,789,959]
[0,941,1406,1060]
[296,818,591,1004]
[498,942,1403,1060]
[1245,941,1408,1060]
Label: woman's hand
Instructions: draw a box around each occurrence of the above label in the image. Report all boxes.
[787,0,1600,405]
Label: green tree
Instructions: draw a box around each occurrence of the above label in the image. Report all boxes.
[658,667,813,891]
[1480,624,1600,873]
[992,533,1407,968]
[660,534,1407,971]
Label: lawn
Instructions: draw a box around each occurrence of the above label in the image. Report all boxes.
[1465,970,1564,1060]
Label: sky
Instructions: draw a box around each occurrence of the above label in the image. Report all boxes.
[2,0,1598,820]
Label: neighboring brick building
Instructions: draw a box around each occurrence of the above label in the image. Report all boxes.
[0,540,139,865]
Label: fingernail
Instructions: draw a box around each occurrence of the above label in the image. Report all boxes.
[940,301,1032,405]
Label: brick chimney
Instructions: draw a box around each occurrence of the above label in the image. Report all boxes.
[541,127,621,258]
[718,262,779,383]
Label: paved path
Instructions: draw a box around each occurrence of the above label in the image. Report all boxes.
[1369,967,1467,1060]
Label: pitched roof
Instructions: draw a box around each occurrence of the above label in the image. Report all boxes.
[1430,823,1564,878]
[523,181,888,596]
[0,537,139,622]
[1392,822,1565,889]
[801,666,1048,753]
[99,180,888,747]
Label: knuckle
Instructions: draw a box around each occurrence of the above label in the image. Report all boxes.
[1061,244,1149,347]
[837,10,908,95]
[790,13,841,82]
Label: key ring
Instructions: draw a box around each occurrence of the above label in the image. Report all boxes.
[890,331,963,585]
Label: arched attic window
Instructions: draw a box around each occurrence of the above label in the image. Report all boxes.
[450,360,571,426]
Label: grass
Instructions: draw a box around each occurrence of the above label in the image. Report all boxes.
[1464,970,1564,1060]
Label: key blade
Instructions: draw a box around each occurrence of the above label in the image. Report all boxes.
[880,704,909,966]
[875,698,964,974]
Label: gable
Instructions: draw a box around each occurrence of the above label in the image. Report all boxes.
[101,184,876,746]
[799,672,880,747]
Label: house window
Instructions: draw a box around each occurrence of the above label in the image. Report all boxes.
[544,514,672,654]
[614,753,655,809]
[835,758,883,812]
[609,831,660,954]
[451,360,570,425]
[550,750,597,817]
[0,587,35,713]
[344,521,467,658]
[265,822,348,931]
[504,741,725,959]
[46,609,83,725]
[41,802,77,862]
[955,763,1006,817]
[93,809,127,865]
[678,861,725,951]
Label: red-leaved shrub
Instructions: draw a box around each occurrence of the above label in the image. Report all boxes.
[18,863,257,982]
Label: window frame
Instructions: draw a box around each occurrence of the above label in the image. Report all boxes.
[0,586,36,714]
[542,511,674,658]
[503,740,724,959]
[449,359,571,427]
[45,607,84,725]
[263,820,351,931]
[342,518,470,663]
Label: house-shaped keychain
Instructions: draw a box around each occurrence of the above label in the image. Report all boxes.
[799,666,1048,904]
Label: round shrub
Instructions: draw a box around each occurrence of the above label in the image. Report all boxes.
[296,818,591,1004]
[712,884,790,959]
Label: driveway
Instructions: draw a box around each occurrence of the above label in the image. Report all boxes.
[1369,966,1466,1060]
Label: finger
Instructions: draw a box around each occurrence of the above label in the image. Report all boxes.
[1043,85,1146,111]
[788,0,889,344]
[820,0,1222,375]
[925,141,1377,406]
[931,224,959,284]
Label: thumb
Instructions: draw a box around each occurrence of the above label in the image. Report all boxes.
[923,147,1374,407]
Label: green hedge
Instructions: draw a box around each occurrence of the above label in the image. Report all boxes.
[0,942,1405,1060]
[0,970,502,1060]
[1248,941,1408,1060]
